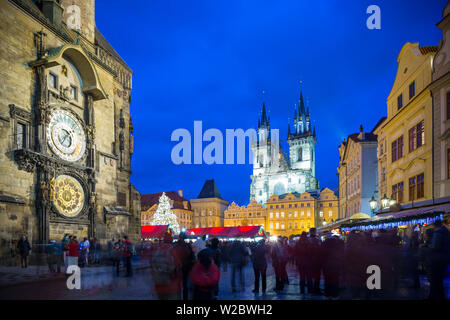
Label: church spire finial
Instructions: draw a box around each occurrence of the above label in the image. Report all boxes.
[298,80,305,117]
[259,90,268,128]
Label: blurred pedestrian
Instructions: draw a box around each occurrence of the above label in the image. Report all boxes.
[208,238,222,296]
[428,220,450,300]
[229,240,247,293]
[112,239,122,276]
[322,233,344,299]
[61,234,70,268]
[308,228,322,295]
[46,239,62,273]
[67,236,80,268]
[294,232,309,295]
[173,234,195,300]
[122,235,133,277]
[272,237,289,291]
[17,235,31,268]
[150,232,182,300]
[190,249,220,300]
[251,239,269,293]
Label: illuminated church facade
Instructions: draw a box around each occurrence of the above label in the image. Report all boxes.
[250,90,319,205]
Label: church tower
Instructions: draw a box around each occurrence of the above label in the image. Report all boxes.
[287,89,318,191]
[253,102,271,174]
[250,86,319,205]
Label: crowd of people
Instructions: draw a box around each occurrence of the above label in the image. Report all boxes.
[11,219,449,300]
[140,220,449,300]
[16,234,136,277]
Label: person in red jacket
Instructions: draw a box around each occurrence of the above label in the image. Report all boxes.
[150,233,182,300]
[67,236,80,268]
[122,235,133,277]
[190,248,221,300]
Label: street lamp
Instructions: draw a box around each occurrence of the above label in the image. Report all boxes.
[381,194,389,209]
[322,219,327,226]
[369,196,377,215]
[389,195,397,207]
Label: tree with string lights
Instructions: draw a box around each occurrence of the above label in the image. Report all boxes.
[151,192,180,234]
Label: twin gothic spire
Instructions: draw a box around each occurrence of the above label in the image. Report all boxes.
[258,87,316,140]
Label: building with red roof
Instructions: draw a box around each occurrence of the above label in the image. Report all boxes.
[141,190,193,229]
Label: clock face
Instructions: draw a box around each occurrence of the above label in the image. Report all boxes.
[53,175,85,218]
[47,109,86,162]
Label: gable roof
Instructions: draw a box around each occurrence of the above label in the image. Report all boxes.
[141,191,190,211]
[418,46,438,55]
[197,179,223,199]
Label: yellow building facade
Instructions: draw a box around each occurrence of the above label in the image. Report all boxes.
[337,127,380,218]
[224,201,267,228]
[266,192,317,237]
[318,188,339,225]
[374,43,437,209]
[431,3,450,203]
[190,180,229,228]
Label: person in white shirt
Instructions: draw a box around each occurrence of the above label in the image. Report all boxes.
[192,235,206,257]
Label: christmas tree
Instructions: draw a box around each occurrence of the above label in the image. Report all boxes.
[151,192,180,234]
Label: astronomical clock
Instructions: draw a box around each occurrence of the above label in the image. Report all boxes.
[2,0,140,247]
[46,109,86,163]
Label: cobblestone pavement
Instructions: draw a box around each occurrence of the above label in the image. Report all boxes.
[0,260,448,300]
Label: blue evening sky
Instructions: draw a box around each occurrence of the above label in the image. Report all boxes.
[96,0,447,205]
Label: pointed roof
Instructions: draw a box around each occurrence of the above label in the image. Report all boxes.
[197,179,223,199]
[260,102,269,127]
[298,91,306,117]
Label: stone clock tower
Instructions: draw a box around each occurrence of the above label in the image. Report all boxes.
[0,0,140,256]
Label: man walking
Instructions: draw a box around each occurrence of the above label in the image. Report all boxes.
[251,239,269,293]
[229,240,247,293]
[17,235,31,268]
[122,235,133,277]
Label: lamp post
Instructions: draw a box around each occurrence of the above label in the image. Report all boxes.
[381,193,389,210]
[389,195,397,207]
[369,195,377,215]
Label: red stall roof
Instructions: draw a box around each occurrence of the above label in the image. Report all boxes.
[141,225,171,238]
[186,226,265,238]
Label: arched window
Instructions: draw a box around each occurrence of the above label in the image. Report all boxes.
[298,148,302,161]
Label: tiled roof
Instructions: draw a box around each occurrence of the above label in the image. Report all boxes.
[419,46,438,55]
[141,191,191,211]
[347,132,378,143]
[197,179,223,199]
[95,28,131,70]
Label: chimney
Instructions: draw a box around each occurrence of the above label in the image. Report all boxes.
[42,0,64,29]
[359,124,365,140]
[178,190,183,197]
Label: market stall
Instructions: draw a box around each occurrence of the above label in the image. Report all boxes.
[141,224,173,240]
[185,226,266,240]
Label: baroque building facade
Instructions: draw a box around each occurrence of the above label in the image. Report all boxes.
[190,179,228,228]
[250,90,318,205]
[431,2,450,204]
[374,42,437,210]
[266,192,318,237]
[224,201,267,229]
[337,125,380,218]
[0,0,140,258]
[141,190,193,230]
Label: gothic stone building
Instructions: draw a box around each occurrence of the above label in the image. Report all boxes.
[250,90,319,205]
[0,0,140,257]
